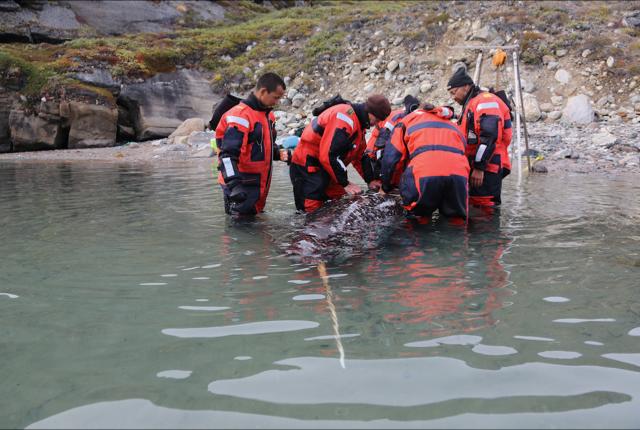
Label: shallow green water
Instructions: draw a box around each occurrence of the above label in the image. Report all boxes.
[1,160,639,428]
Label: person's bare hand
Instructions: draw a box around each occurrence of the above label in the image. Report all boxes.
[368,179,382,191]
[344,182,363,196]
[470,168,484,189]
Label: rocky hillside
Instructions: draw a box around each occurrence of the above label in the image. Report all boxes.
[1,0,639,168]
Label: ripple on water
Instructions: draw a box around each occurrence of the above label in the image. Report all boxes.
[305,333,361,341]
[139,282,167,286]
[234,356,252,361]
[543,296,570,303]
[326,273,348,279]
[161,274,178,277]
[178,306,230,312]
[157,370,192,379]
[162,320,320,338]
[405,335,482,348]
[201,264,221,269]
[538,351,583,360]
[252,276,268,280]
[292,294,325,301]
[553,318,616,323]
[182,267,200,271]
[0,293,19,299]
[629,327,640,336]
[514,336,554,342]
[288,280,311,285]
[472,344,518,356]
[192,277,210,280]
[585,341,604,346]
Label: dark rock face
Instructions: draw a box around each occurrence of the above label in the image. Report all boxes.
[67,102,118,149]
[119,69,219,141]
[0,1,226,42]
[0,90,17,153]
[286,192,405,264]
[9,109,66,151]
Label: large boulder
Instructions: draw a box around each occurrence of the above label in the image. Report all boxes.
[119,69,218,141]
[9,109,65,151]
[167,118,205,144]
[67,102,118,148]
[562,94,594,125]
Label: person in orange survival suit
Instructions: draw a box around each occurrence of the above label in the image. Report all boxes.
[362,95,421,191]
[215,73,287,216]
[289,94,391,213]
[447,67,512,209]
[380,104,470,221]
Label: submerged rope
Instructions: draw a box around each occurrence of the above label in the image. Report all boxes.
[317,261,346,369]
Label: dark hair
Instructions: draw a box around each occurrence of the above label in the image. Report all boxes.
[256,73,286,93]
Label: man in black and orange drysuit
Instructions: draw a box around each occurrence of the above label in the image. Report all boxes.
[362,95,420,191]
[380,104,470,220]
[289,94,391,213]
[215,73,286,216]
[447,67,512,209]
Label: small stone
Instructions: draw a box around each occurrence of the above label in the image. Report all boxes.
[556,49,567,57]
[548,111,562,120]
[555,69,571,84]
[607,56,615,68]
[387,60,399,72]
[582,49,591,58]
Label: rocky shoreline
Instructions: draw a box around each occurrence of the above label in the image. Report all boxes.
[1,121,638,176]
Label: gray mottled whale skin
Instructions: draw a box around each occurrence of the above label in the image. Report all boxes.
[286,192,405,264]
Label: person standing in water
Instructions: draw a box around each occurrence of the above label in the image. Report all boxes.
[215,73,287,216]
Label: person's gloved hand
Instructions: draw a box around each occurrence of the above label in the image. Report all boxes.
[226,180,247,203]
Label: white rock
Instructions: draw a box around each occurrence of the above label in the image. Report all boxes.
[607,56,615,68]
[555,69,571,84]
[387,60,399,72]
[551,95,564,106]
[582,49,591,58]
[556,49,567,57]
[548,111,562,120]
[539,103,553,112]
[592,131,618,146]
[391,97,404,105]
[562,94,595,124]
[420,81,433,93]
[523,93,541,122]
[403,86,420,98]
[291,94,306,108]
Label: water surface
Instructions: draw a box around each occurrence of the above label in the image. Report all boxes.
[1,160,639,428]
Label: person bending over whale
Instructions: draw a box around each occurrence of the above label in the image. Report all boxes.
[289,94,391,213]
[362,95,421,192]
[380,103,470,222]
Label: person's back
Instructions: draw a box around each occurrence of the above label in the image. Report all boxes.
[381,105,470,220]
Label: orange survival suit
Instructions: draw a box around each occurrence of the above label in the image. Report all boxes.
[289,102,369,213]
[458,86,512,207]
[216,93,282,215]
[381,105,470,219]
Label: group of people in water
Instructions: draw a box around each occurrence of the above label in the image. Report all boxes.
[211,68,513,222]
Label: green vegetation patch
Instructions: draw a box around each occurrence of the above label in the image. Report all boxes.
[0,50,55,96]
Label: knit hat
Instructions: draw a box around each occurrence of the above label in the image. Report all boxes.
[447,67,474,90]
[366,94,391,121]
[403,95,420,113]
